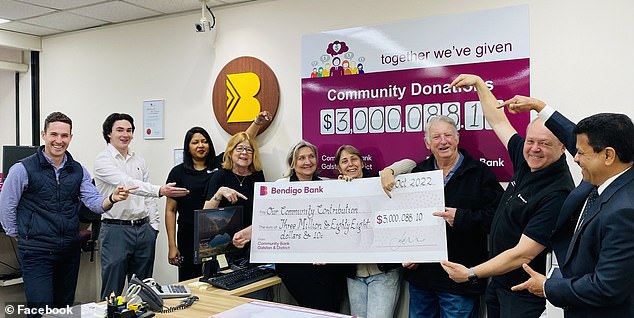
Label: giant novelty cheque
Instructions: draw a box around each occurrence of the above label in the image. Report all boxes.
[250,171,447,263]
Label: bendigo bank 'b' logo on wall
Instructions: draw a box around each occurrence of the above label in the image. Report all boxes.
[226,72,260,123]
[213,56,279,135]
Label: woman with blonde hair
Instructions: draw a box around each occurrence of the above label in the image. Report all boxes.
[203,132,265,245]
[165,112,269,280]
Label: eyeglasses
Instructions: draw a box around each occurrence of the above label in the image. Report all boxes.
[234,146,254,154]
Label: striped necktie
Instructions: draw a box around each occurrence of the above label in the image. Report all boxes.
[576,186,599,232]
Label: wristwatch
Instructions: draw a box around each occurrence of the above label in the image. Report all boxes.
[467,267,478,284]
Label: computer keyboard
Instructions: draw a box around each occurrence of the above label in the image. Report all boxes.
[207,266,276,290]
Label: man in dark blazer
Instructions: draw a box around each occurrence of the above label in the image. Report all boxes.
[507,97,634,317]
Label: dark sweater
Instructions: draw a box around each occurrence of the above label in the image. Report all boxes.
[405,148,503,294]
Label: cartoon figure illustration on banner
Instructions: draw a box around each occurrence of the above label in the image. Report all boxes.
[308,40,367,78]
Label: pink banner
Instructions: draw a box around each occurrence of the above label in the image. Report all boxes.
[302,59,530,181]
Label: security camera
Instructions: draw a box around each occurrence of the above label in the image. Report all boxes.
[195,1,215,33]
[195,19,211,32]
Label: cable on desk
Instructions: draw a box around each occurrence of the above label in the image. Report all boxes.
[160,295,199,313]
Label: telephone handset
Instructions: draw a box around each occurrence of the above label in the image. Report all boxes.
[130,275,163,312]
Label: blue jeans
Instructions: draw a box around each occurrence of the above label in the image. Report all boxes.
[347,268,401,318]
[408,284,478,318]
[19,247,80,318]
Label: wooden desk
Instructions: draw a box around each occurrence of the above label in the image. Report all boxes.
[156,272,282,317]
[181,274,282,297]
[85,275,281,318]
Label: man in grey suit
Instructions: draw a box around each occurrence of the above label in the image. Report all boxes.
[508,97,634,317]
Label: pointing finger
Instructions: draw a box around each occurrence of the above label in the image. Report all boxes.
[522,263,538,277]
[511,281,528,291]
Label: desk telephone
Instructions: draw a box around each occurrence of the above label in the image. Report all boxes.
[129,275,196,313]
[129,275,163,311]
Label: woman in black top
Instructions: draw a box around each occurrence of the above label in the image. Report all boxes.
[165,112,269,281]
[165,127,218,281]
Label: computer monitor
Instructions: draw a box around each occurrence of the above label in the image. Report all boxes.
[2,145,38,180]
[193,206,244,279]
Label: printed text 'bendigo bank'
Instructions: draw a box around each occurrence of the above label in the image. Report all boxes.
[270,186,324,195]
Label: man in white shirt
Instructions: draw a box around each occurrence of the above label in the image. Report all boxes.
[94,113,189,299]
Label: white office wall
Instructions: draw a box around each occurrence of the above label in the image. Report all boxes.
[25,0,634,311]
[0,52,32,306]
[0,56,33,172]
[0,45,33,148]
[0,71,16,152]
[0,47,20,157]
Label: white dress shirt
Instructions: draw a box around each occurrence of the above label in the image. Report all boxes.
[94,143,160,230]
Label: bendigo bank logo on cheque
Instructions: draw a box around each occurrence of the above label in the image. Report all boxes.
[212,56,279,135]
[266,185,324,196]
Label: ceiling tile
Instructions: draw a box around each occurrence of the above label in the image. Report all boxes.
[123,0,205,14]
[12,0,106,10]
[0,0,56,20]
[21,11,106,31]
[0,20,62,36]
[69,1,160,23]
[0,0,265,36]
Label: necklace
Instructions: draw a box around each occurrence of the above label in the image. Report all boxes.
[233,173,247,187]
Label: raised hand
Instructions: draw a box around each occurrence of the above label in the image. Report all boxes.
[499,95,546,114]
[254,111,272,125]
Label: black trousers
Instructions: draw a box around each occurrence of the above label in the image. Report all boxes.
[276,263,348,312]
[485,278,545,318]
[176,224,202,281]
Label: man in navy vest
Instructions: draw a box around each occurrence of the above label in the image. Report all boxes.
[0,112,134,317]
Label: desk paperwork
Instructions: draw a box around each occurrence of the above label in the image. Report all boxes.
[210,301,354,318]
